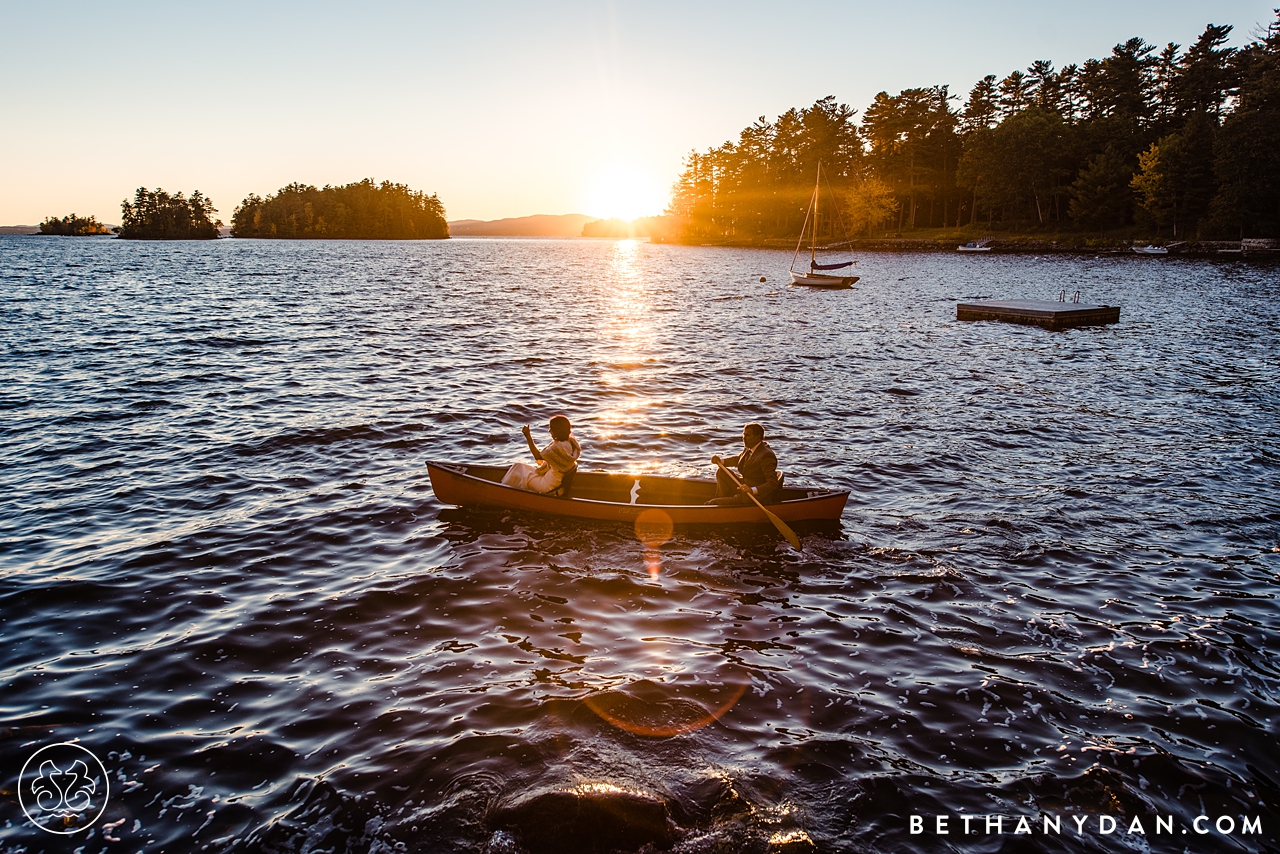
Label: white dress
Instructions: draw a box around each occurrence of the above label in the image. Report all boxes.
[502,437,581,493]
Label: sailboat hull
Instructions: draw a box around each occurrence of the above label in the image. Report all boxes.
[789,271,859,288]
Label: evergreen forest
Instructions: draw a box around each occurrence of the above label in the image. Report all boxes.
[668,14,1280,243]
[232,180,449,240]
[118,188,220,240]
[39,214,112,236]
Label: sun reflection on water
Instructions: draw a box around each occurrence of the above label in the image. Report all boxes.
[593,239,660,443]
[603,239,648,339]
[575,240,753,739]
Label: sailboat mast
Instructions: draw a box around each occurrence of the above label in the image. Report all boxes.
[791,184,816,273]
[811,162,820,267]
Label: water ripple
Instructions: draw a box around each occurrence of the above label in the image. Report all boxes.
[1,237,1278,852]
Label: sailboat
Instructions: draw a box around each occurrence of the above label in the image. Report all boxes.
[789,162,860,288]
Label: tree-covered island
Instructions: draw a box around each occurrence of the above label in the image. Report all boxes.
[39,214,112,235]
[118,188,220,239]
[669,14,1280,244]
[231,179,448,239]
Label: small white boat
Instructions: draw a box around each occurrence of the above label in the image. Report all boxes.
[958,239,993,253]
[1132,245,1169,255]
[789,270,857,288]
[788,162,859,289]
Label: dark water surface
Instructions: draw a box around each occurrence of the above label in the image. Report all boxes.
[2,236,1278,853]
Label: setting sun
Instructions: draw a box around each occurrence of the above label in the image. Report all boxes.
[585,164,668,221]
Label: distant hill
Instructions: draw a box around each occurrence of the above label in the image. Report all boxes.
[448,213,595,237]
[0,225,40,234]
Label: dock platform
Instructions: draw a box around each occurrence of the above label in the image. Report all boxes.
[956,299,1120,331]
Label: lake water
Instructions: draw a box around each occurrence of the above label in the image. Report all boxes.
[1,236,1277,853]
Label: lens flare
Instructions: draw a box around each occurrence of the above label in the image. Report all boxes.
[583,676,750,738]
[634,508,673,549]
[635,508,672,579]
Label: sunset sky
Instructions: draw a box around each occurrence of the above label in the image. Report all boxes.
[1,0,1274,225]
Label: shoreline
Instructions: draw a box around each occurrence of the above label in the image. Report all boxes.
[655,235,1280,257]
[5,230,1277,257]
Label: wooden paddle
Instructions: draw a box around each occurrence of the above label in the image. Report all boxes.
[716,463,801,550]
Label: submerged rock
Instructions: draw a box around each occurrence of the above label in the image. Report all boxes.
[768,828,817,853]
[492,782,675,854]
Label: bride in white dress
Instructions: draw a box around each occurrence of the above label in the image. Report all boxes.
[502,414,581,493]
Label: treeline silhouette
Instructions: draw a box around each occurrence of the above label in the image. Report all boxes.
[39,214,111,236]
[119,188,220,240]
[232,180,448,239]
[670,14,1280,242]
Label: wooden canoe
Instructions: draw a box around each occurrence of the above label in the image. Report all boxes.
[427,462,849,525]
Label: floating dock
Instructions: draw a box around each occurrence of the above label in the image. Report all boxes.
[956,299,1120,331]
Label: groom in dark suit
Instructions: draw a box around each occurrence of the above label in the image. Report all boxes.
[706,422,782,505]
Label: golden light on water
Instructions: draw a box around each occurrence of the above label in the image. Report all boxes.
[603,239,647,345]
[607,237,643,294]
[594,396,659,431]
[593,238,657,443]
[769,830,815,847]
[575,229,756,740]
[571,782,645,798]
